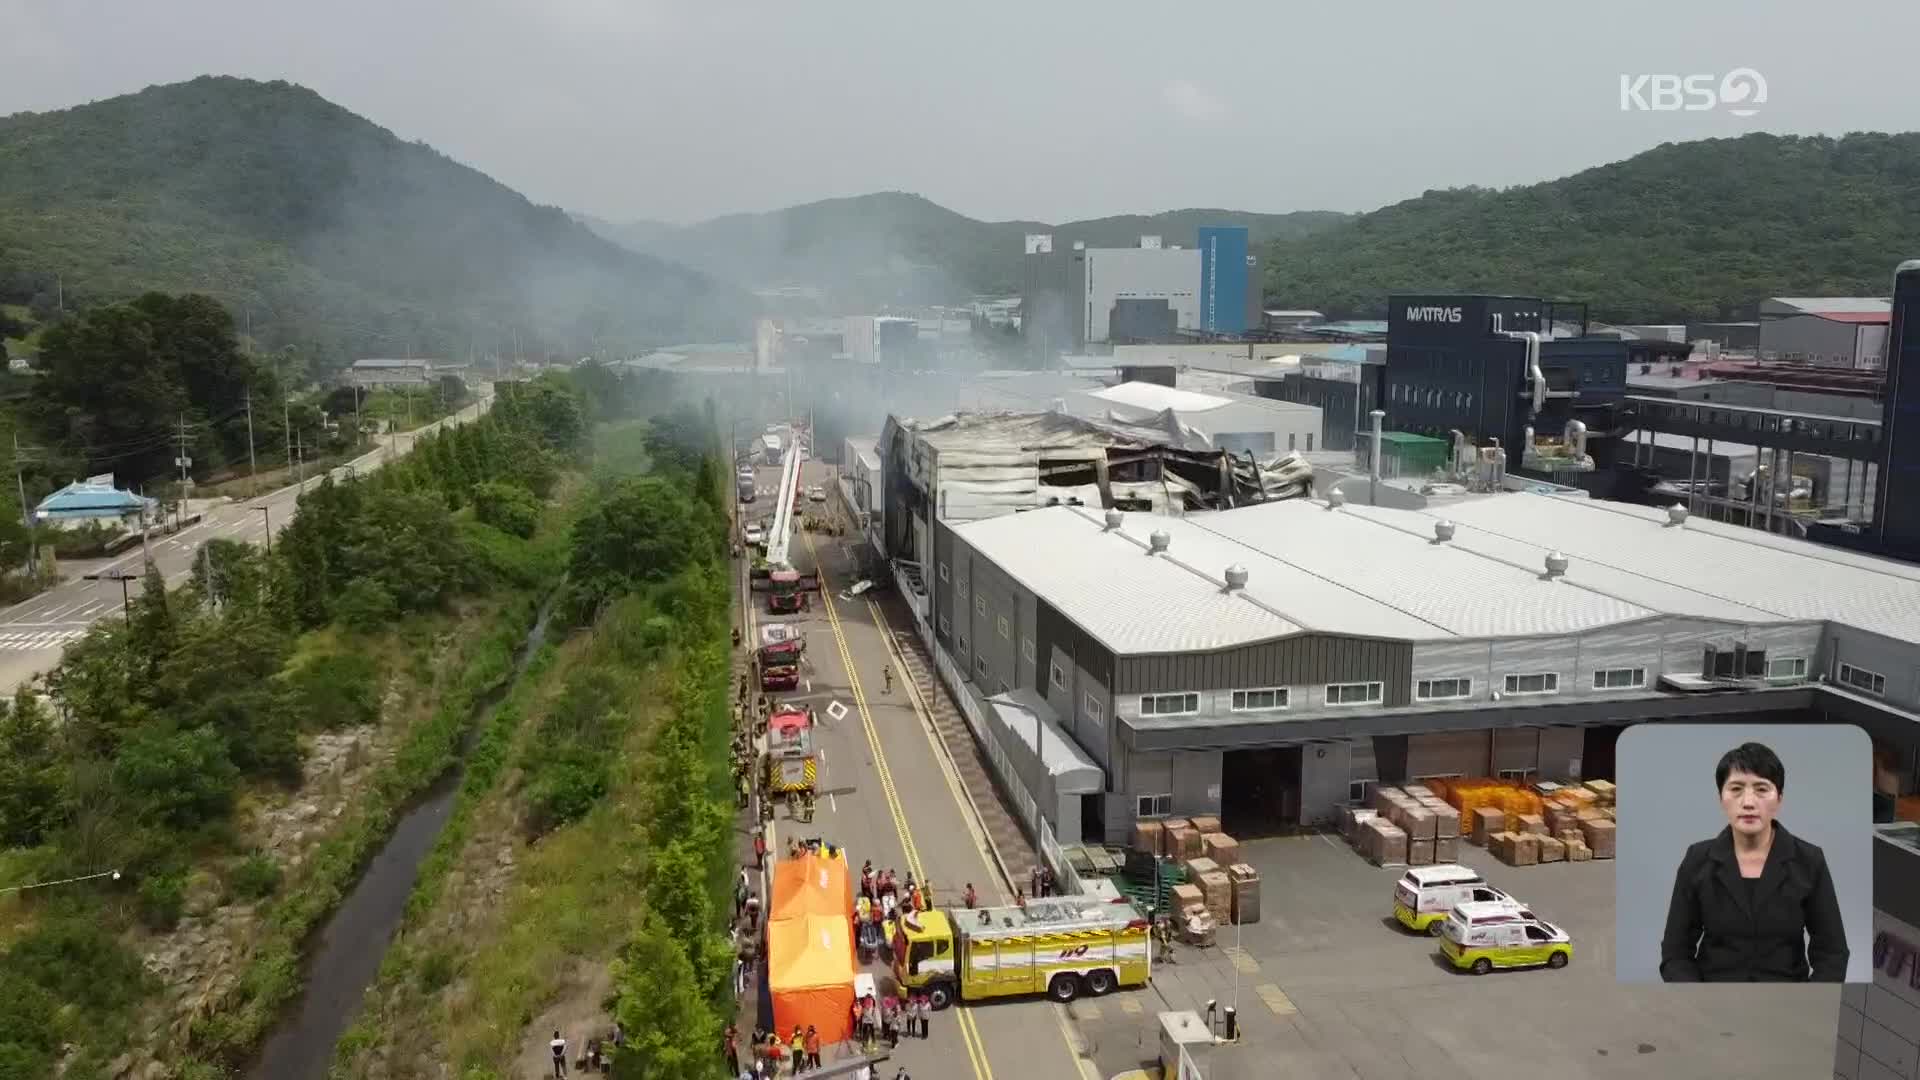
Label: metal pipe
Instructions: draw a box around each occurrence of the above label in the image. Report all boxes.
[1368,410,1385,505]
[1565,419,1588,462]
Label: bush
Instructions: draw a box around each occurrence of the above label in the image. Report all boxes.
[279,646,380,731]
[336,579,398,631]
[473,481,539,539]
[111,724,238,829]
[228,852,281,901]
[3,917,148,1014]
[137,871,187,930]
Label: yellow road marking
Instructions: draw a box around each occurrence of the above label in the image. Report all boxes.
[803,532,992,1080]
[1254,983,1296,1016]
[1119,996,1144,1016]
[1223,946,1260,975]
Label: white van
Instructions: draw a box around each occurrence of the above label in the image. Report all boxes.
[1439,900,1572,974]
[1391,864,1525,935]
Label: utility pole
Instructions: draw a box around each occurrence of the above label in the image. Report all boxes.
[12,433,34,574]
[354,386,364,448]
[245,394,258,497]
[294,430,304,487]
[82,571,138,624]
[200,538,215,610]
[256,506,272,557]
[175,414,191,531]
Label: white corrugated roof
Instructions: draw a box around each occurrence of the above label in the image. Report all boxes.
[953,508,1302,653]
[1091,382,1233,414]
[1769,297,1890,315]
[953,490,1920,654]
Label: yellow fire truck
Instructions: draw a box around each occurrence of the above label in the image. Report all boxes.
[890,895,1151,1007]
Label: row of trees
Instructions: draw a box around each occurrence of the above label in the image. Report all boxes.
[0,371,591,1077]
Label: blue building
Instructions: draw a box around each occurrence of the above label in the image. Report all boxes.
[35,474,153,528]
[1198,226,1250,335]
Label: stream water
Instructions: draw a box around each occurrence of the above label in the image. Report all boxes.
[243,597,555,1080]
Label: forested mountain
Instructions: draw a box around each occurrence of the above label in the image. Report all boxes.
[584,193,1348,304]
[1263,132,1920,321]
[0,77,749,367]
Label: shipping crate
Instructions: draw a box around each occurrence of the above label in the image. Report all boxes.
[1344,807,1378,844]
[1188,815,1223,835]
[1471,807,1505,845]
[1408,838,1435,866]
[1170,883,1204,911]
[1582,779,1616,806]
[1228,864,1261,924]
[1579,818,1616,858]
[1537,836,1566,863]
[1435,835,1458,864]
[1402,804,1437,841]
[1132,820,1166,855]
[1566,839,1593,862]
[1160,818,1192,855]
[1511,832,1540,866]
[1402,783,1434,801]
[1429,804,1461,839]
[1372,787,1407,814]
[1516,814,1547,836]
[1365,819,1409,866]
[1198,870,1234,921]
[1183,856,1220,882]
[1167,827,1204,860]
[1203,832,1241,868]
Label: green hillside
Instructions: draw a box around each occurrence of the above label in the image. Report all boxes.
[586,192,1348,303]
[0,76,751,366]
[1263,132,1920,321]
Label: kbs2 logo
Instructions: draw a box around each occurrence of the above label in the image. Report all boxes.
[1619,69,1767,117]
[1056,945,1090,959]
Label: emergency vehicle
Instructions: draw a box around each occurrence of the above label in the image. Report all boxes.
[889,896,1151,1008]
[1438,900,1573,974]
[1391,864,1527,935]
[763,705,817,794]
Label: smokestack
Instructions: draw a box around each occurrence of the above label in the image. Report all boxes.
[1368,409,1385,505]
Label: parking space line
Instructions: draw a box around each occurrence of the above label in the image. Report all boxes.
[1119,996,1144,1016]
[1254,983,1296,1016]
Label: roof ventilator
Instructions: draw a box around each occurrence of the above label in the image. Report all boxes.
[1326,489,1347,510]
[1104,508,1123,530]
[1224,565,1249,592]
[1666,504,1689,527]
[1433,520,1456,543]
[1148,529,1171,554]
[1544,550,1569,579]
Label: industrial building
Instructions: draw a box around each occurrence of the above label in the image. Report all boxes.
[970,374,1322,459]
[1020,227,1260,355]
[904,481,1920,842]
[1759,296,1891,369]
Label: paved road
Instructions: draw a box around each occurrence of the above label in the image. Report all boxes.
[742,459,1092,1080]
[0,392,493,696]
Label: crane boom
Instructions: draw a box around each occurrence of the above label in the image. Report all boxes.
[765,428,806,569]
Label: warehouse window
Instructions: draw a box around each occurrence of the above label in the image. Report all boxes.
[1230,688,1289,712]
[1839,662,1887,696]
[1084,691,1105,728]
[975,595,986,617]
[1591,667,1646,690]
[1325,681,1383,706]
[1135,793,1173,819]
[1415,678,1472,701]
[1767,657,1807,682]
[1503,673,1559,695]
[1498,768,1533,782]
[1348,780,1377,806]
[1050,660,1067,691]
[939,562,949,582]
[938,615,950,636]
[998,615,1010,639]
[1022,637,1035,662]
[1140,692,1199,717]
[1288,433,1297,452]
[975,654,989,681]
[1306,433,1314,452]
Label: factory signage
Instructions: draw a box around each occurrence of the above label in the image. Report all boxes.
[1404,306,1463,324]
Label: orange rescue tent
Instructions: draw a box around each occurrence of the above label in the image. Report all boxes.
[766,912,856,1043]
[770,851,854,923]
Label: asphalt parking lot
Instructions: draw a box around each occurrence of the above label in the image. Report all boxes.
[1070,832,1840,1080]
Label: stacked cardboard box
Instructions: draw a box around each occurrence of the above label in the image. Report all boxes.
[1582,779,1616,807]
[1166,825,1204,860]
[1566,839,1593,862]
[1342,807,1379,844]
[1228,863,1261,924]
[1170,882,1205,914]
[1435,834,1458,864]
[1515,814,1547,836]
[1471,807,1505,846]
[1197,870,1234,922]
[1579,818,1616,858]
[1544,803,1581,837]
[1203,832,1240,868]
[1400,803,1437,842]
[1427,802,1461,844]
[1402,783,1434,801]
[1409,838,1434,866]
[1371,786,1407,814]
[1132,820,1166,855]
[1489,832,1541,867]
[1537,836,1566,863]
[1183,856,1220,883]
[1189,815,1223,835]
[1361,818,1409,866]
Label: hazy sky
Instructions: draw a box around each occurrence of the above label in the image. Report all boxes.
[4,0,1917,226]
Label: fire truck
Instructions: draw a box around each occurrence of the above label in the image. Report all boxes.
[890,895,1151,1008]
[767,567,818,614]
[763,705,817,795]
[756,626,804,691]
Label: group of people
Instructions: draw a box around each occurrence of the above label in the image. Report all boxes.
[1027,863,1057,899]
[858,861,931,913]
[852,989,934,1050]
[547,1024,622,1077]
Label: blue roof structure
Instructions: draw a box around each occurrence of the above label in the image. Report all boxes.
[36,474,150,520]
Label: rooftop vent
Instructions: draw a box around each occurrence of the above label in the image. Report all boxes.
[1148,529,1171,554]
[1104,509,1123,530]
[1666,504,1689,527]
[1434,520,1456,543]
[1224,564,1249,591]
[1544,550,1569,578]
[1050,398,1066,413]
[1326,489,1347,510]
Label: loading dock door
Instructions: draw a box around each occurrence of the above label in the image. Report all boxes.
[1408,731,1491,779]
[1222,747,1303,837]
[1493,729,1541,776]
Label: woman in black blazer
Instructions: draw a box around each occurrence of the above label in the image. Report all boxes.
[1660,741,1849,982]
